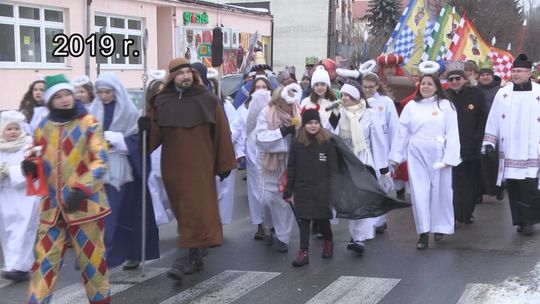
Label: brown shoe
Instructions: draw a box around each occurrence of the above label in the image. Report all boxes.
[321,240,333,259]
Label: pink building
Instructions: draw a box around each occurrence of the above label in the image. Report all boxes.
[0,0,272,110]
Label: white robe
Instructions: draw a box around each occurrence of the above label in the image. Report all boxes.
[28,106,49,135]
[0,144,39,272]
[216,101,243,225]
[328,108,388,241]
[240,105,264,225]
[255,107,294,244]
[148,146,174,226]
[367,93,400,227]
[389,97,461,235]
[483,82,540,186]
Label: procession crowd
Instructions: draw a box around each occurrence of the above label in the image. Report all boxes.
[1,48,540,304]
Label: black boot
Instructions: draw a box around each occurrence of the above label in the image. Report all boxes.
[183,248,205,274]
[396,188,406,200]
[416,233,429,250]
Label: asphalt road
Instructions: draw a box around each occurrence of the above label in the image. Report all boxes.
[2,173,540,304]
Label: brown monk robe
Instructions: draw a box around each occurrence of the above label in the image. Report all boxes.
[147,57,236,252]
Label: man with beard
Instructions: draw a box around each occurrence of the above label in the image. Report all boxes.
[445,61,488,225]
[483,54,540,236]
[139,58,237,281]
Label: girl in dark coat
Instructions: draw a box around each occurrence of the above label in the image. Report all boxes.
[283,109,339,267]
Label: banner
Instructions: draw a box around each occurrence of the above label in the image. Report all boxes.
[422,4,460,61]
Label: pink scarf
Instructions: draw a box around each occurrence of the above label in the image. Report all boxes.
[262,103,301,172]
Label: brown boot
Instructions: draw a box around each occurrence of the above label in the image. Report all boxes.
[291,249,309,267]
[321,240,333,259]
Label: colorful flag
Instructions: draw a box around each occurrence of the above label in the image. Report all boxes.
[422,4,460,61]
[488,47,514,80]
[383,0,432,72]
[445,14,491,63]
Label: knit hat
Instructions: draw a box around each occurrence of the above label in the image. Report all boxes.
[340,83,360,101]
[71,75,91,87]
[478,58,494,75]
[301,108,320,126]
[445,61,467,79]
[513,53,532,69]
[0,110,25,134]
[311,66,331,88]
[43,74,74,104]
[168,57,192,73]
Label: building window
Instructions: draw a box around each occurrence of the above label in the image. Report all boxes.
[0,2,65,67]
[94,14,143,67]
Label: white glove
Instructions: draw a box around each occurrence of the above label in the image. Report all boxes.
[378,173,394,194]
[433,162,448,170]
[104,131,128,153]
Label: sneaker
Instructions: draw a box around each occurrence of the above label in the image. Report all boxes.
[122,260,140,271]
[434,233,444,242]
[321,240,333,259]
[375,223,387,234]
[464,216,475,224]
[264,234,274,247]
[496,192,505,201]
[416,233,429,250]
[350,241,365,255]
[276,240,288,253]
[1,270,29,282]
[292,249,309,267]
[183,249,204,274]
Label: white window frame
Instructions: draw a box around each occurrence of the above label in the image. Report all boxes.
[94,13,143,69]
[0,2,67,69]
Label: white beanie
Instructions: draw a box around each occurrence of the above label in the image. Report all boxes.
[0,110,25,134]
[340,84,360,101]
[311,66,331,88]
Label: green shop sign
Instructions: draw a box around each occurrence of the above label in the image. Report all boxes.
[183,11,209,25]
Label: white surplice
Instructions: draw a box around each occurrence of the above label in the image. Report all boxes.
[483,82,540,186]
[300,97,335,127]
[0,144,39,272]
[389,97,461,235]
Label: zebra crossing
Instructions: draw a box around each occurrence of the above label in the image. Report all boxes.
[4,264,540,303]
[45,268,401,304]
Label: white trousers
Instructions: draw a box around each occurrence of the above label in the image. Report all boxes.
[348,219,375,242]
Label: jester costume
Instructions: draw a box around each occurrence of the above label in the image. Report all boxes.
[27,98,111,304]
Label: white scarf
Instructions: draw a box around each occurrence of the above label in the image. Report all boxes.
[0,134,32,153]
[340,100,367,155]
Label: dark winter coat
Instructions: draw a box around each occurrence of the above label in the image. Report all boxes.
[476,76,501,110]
[286,137,339,219]
[446,86,488,161]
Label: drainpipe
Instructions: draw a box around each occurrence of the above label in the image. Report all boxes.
[85,0,92,76]
[270,17,274,67]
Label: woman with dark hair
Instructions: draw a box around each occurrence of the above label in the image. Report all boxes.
[19,80,45,131]
[242,76,274,240]
[389,74,461,250]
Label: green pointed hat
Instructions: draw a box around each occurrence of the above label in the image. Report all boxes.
[43,74,74,103]
[305,56,318,66]
[479,58,494,75]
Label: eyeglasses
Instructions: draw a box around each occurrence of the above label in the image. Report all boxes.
[447,76,462,82]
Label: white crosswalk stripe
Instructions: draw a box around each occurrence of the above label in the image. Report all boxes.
[159,270,280,304]
[305,276,400,304]
[50,267,168,304]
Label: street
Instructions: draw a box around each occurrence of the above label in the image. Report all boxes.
[2,173,540,304]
